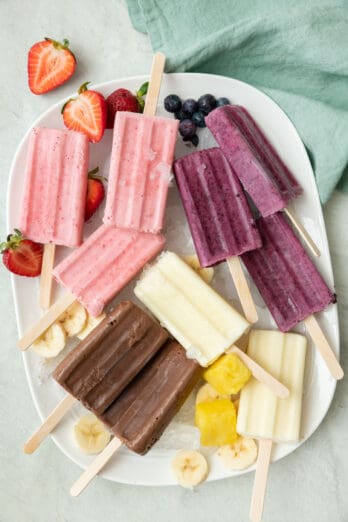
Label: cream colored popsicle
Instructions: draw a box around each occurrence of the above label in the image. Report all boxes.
[236,330,307,522]
[134,251,250,366]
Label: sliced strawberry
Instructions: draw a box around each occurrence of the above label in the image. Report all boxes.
[1,230,43,277]
[85,168,106,221]
[62,82,107,143]
[106,82,149,128]
[28,38,76,95]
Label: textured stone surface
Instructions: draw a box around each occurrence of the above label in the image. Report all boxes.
[0,1,347,521]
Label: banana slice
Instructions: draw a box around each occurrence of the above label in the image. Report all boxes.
[31,322,66,358]
[59,302,87,337]
[74,414,111,454]
[216,437,257,470]
[172,450,208,487]
[182,254,214,284]
[196,383,229,405]
[77,312,106,340]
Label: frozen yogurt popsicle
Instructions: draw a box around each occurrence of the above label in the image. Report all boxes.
[206,105,320,257]
[241,213,342,380]
[237,329,307,522]
[18,225,165,351]
[103,111,178,233]
[174,147,261,322]
[19,127,89,247]
[134,251,250,366]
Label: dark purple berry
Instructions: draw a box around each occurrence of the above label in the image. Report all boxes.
[182,98,198,117]
[198,94,217,114]
[190,134,199,146]
[179,119,196,139]
[174,109,186,121]
[164,94,182,113]
[216,97,231,107]
[192,111,206,128]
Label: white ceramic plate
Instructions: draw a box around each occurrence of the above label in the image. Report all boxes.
[8,73,338,486]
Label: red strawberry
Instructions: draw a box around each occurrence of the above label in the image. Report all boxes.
[28,38,76,95]
[106,82,149,128]
[85,168,106,221]
[1,230,43,277]
[62,82,107,143]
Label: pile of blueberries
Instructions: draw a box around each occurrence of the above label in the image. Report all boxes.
[164,94,230,146]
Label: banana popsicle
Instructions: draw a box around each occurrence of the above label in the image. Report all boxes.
[134,251,250,366]
[104,111,178,233]
[174,147,261,322]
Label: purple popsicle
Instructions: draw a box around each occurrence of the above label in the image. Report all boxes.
[206,105,303,217]
[174,147,261,267]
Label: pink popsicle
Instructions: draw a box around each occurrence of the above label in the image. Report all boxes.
[103,112,178,233]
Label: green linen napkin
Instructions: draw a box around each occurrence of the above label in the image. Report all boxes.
[126,0,348,203]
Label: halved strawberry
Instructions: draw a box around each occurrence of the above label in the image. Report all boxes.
[62,82,107,143]
[106,82,149,128]
[1,230,43,277]
[28,37,76,95]
[85,168,106,221]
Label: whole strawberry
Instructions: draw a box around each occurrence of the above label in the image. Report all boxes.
[28,37,76,95]
[85,168,106,221]
[1,229,43,277]
[62,82,107,143]
[106,82,148,128]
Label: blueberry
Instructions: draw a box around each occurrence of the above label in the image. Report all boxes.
[197,94,217,114]
[216,97,231,107]
[179,119,196,138]
[192,111,206,128]
[190,134,199,146]
[164,94,182,113]
[174,109,187,121]
[182,98,198,117]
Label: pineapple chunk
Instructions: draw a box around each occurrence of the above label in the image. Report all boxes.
[203,353,251,395]
[195,399,238,446]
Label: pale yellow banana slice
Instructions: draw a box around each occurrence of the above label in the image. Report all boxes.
[182,254,214,284]
[172,450,208,487]
[195,383,229,405]
[59,302,87,337]
[216,437,257,470]
[31,322,66,358]
[74,414,111,454]
[77,312,106,340]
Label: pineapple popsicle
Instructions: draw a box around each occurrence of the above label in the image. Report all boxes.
[134,251,250,366]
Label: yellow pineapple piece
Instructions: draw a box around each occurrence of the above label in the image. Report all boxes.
[203,353,251,395]
[195,399,238,446]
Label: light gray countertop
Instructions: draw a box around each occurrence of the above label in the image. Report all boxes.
[0,1,347,521]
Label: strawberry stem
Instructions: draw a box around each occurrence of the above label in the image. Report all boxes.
[136,82,149,112]
[0,229,24,253]
[45,37,71,50]
[78,82,91,95]
[88,167,107,182]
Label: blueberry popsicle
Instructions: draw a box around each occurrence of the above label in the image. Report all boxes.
[174,147,261,322]
[18,225,165,351]
[206,105,320,257]
[241,213,343,380]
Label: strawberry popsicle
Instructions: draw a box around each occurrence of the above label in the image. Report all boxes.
[103,111,178,233]
[19,127,89,247]
[174,147,261,322]
[18,225,165,351]
[241,213,343,380]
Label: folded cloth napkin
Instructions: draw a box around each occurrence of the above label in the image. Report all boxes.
[126,0,348,203]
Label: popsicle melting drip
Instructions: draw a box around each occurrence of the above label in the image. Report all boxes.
[206,105,302,217]
[53,224,165,317]
[103,111,179,233]
[19,127,89,247]
[241,213,335,331]
[174,147,262,267]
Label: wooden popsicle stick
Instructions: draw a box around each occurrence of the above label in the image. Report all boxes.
[39,243,56,309]
[249,439,273,522]
[283,207,320,258]
[227,256,258,323]
[70,436,123,497]
[18,292,76,351]
[24,394,77,454]
[143,52,166,117]
[304,315,344,380]
[229,346,289,399]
